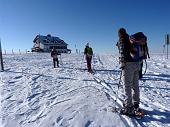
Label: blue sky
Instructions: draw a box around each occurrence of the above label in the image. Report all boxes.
[0,0,170,54]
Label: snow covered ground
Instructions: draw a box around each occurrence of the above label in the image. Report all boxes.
[0,53,170,127]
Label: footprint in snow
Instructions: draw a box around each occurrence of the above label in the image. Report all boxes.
[14,76,23,79]
[56,116,63,123]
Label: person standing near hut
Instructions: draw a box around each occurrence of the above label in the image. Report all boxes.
[51,47,59,68]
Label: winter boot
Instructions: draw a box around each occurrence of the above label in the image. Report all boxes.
[133,103,141,112]
[120,106,134,116]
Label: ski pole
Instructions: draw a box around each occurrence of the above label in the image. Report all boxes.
[59,54,63,67]
[81,54,84,69]
[143,59,147,75]
[115,70,122,102]
[92,54,95,72]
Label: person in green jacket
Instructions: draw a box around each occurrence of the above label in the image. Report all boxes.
[84,43,93,73]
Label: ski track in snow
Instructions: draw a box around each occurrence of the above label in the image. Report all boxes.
[0,53,170,127]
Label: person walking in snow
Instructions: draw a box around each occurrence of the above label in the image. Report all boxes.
[51,47,59,68]
[84,43,93,73]
[116,28,140,115]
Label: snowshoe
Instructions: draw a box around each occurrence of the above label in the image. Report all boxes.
[120,106,134,116]
[133,108,144,119]
[88,70,94,74]
[111,106,144,120]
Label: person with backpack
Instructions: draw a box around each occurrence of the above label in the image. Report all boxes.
[129,32,150,79]
[51,47,60,68]
[116,28,140,115]
[84,43,93,73]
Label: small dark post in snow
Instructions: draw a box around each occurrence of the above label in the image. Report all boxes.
[163,44,165,54]
[0,39,4,71]
[12,49,14,54]
[4,49,6,55]
[165,34,169,59]
[168,43,169,59]
[75,44,77,54]
[19,49,21,54]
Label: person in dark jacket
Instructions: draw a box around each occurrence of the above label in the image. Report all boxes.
[84,43,93,73]
[51,48,59,68]
[117,28,140,115]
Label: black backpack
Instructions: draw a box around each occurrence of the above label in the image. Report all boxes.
[129,32,149,60]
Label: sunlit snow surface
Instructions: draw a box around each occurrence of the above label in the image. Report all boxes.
[0,53,170,127]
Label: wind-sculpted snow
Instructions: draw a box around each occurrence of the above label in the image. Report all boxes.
[0,53,170,127]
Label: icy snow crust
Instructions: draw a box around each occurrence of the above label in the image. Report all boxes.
[0,53,170,127]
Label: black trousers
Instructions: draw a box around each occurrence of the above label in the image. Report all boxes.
[53,58,59,68]
[86,56,92,72]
